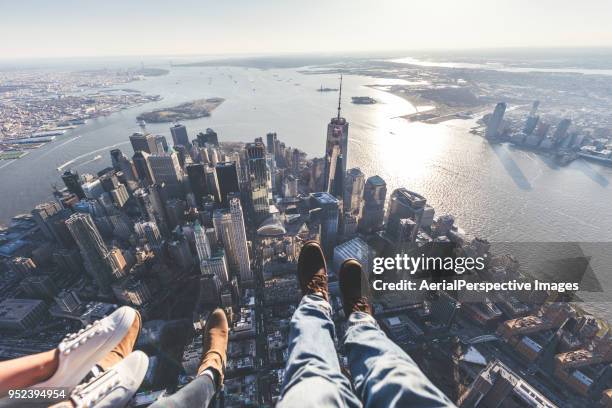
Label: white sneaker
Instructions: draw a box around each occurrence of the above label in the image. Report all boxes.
[32,306,138,391]
[69,351,149,408]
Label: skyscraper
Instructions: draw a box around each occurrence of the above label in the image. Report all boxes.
[396,218,417,254]
[155,135,169,154]
[200,248,229,284]
[170,124,190,148]
[343,167,365,216]
[245,141,270,219]
[62,170,85,199]
[485,102,507,139]
[132,151,153,184]
[553,119,572,144]
[385,188,426,246]
[110,148,137,181]
[359,175,386,233]
[186,163,208,207]
[310,192,340,257]
[325,139,344,197]
[194,221,212,263]
[66,213,122,292]
[129,132,157,154]
[524,115,539,136]
[204,166,222,204]
[147,151,184,199]
[196,128,219,147]
[324,76,349,197]
[212,198,252,285]
[46,209,75,247]
[31,202,62,241]
[134,221,163,247]
[266,132,277,155]
[215,162,240,206]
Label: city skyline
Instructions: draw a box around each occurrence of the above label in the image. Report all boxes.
[1,8,612,402]
[2,0,612,59]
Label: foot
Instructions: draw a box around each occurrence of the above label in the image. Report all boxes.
[31,306,139,391]
[339,259,372,317]
[68,351,149,408]
[297,240,329,301]
[96,311,142,371]
[197,308,229,389]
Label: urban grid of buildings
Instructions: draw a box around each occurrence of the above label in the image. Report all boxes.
[1,87,612,407]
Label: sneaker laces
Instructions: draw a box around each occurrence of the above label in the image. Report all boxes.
[306,274,328,300]
[350,297,371,313]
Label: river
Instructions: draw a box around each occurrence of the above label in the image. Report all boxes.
[1,65,611,314]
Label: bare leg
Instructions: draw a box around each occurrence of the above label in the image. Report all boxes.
[0,349,59,395]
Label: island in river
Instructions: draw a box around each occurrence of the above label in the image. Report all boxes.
[137,98,225,123]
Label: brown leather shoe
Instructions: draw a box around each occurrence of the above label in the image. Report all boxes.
[297,240,329,301]
[97,310,142,371]
[339,259,372,317]
[197,308,228,389]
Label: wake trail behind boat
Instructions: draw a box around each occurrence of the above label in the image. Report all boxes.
[57,141,130,172]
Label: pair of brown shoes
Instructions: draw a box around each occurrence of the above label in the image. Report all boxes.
[298,240,372,316]
[192,240,371,388]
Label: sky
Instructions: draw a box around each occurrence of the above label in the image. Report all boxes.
[1,0,612,59]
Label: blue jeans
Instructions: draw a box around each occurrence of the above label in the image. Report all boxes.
[149,374,216,408]
[278,295,455,408]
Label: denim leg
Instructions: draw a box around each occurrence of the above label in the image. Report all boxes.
[149,374,216,408]
[344,312,456,408]
[277,295,362,408]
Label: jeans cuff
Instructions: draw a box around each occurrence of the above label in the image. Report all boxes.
[301,294,333,316]
[347,311,378,328]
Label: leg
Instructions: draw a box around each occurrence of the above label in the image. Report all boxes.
[149,374,216,408]
[0,307,141,396]
[339,259,454,408]
[345,312,455,408]
[151,308,228,408]
[0,349,59,394]
[278,241,361,407]
[278,295,361,408]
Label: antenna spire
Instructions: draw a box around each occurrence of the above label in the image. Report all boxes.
[337,75,343,119]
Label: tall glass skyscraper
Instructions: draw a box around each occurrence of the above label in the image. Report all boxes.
[186,163,208,207]
[212,198,252,285]
[324,76,348,198]
[170,124,190,148]
[359,175,387,234]
[66,213,121,293]
[215,162,240,206]
[385,188,426,245]
[147,151,184,199]
[245,141,270,219]
[343,167,365,216]
[194,221,212,263]
[310,192,340,257]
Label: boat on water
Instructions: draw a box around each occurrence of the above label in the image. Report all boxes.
[31,130,66,137]
[578,146,612,166]
[351,96,377,105]
[317,85,338,92]
[578,152,612,166]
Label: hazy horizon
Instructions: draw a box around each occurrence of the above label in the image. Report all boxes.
[2,0,612,59]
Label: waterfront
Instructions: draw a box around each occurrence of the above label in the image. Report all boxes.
[2,65,612,242]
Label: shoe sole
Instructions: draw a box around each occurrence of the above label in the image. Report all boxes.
[339,258,370,301]
[298,240,327,287]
